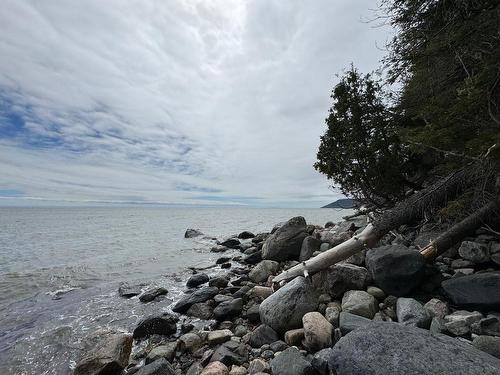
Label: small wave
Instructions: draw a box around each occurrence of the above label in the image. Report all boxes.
[46,286,80,300]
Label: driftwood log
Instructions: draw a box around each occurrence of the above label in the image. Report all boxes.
[273,163,498,284]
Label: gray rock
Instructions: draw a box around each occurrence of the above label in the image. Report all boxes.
[365,245,425,296]
[244,251,262,265]
[252,233,270,243]
[311,348,335,375]
[270,347,315,375]
[185,229,204,238]
[133,314,178,339]
[366,286,385,300]
[471,316,500,336]
[202,361,229,375]
[214,298,244,321]
[186,303,214,320]
[259,276,318,333]
[139,287,168,302]
[473,335,500,359]
[246,304,261,323]
[186,362,204,375]
[424,298,449,319]
[134,358,175,375]
[299,236,322,262]
[458,241,490,263]
[248,286,273,300]
[248,358,270,374]
[118,282,144,298]
[429,317,446,334]
[444,310,483,336]
[187,273,210,288]
[339,312,372,335]
[312,263,369,298]
[74,333,132,375]
[209,276,229,288]
[329,322,500,374]
[451,258,474,269]
[319,243,330,252]
[396,298,430,328]
[208,329,233,345]
[270,340,288,352]
[248,260,280,283]
[172,287,219,313]
[210,341,248,366]
[179,332,203,353]
[220,238,241,249]
[211,245,228,253]
[262,217,308,261]
[247,324,279,348]
[238,231,255,239]
[146,342,178,363]
[341,290,378,319]
[325,302,342,328]
[302,312,333,352]
[442,272,500,310]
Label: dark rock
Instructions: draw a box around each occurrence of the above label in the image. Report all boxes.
[186,273,210,288]
[248,260,280,283]
[259,276,318,334]
[232,285,251,299]
[473,335,500,359]
[220,238,241,249]
[262,217,308,261]
[270,340,288,352]
[270,347,315,375]
[220,262,231,269]
[133,358,175,375]
[210,341,248,366]
[299,236,322,262]
[458,241,490,263]
[311,348,335,375]
[312,263,369,298]
[238,231,255,239]
[247,324,279,348]
[341,290,378,319]
[172,287,219,313]
[74,333,132,375]
[365,245,425,296]
[133,314,178,339]
[442,272,500,310]
[216,257,231,264]
[118,282,144,298]
[231,275,249,286]
[213,298,243,321]
[329,322,500,374]
[185,229,203,238]
[471,316,500,336]
[145,342,177,363]
[252,233,270,243]
[208,276,229,288]
[139,287,168,303]
[339,312,372,335]
[244,250,262,265]
[245,304,260,323]
[186,303,214,320]
[325,221,335,228]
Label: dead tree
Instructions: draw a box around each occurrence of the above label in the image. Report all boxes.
[273,161,498,284]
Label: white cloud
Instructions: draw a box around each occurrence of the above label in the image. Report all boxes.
[0,0,391,207]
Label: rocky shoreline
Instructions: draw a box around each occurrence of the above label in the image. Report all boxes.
[74,214,500,375]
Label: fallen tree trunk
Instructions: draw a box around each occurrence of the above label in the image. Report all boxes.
[420,200,500,260]
[273,163,492,284]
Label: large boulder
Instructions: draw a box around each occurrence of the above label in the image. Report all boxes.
[259,276,318,333]
[133,314,178,339]
[74,333,133,375]
[312,263,370,298]
[329,322,500,374]
[302,312,333,352]
[262,217,308,261]
[441,272,500,310]
[172,286,219,313]
[365,245,425,296]
[299,236,322,262]
[341,290,378,319]
[270,347,316,375]
[248,260,280,283]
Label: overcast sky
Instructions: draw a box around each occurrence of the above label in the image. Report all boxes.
[0,0,391,207]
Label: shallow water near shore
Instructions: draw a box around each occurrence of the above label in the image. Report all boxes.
[0,206,350,374]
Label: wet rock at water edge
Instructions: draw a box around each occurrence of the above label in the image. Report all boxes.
[185,229,204,238]
[133,314,179,339]
[139,286,168,302]
[172,286,219,313]
[209,276,229,288]
[186,302,214,320]
[74,333,133,375]
[187,273,210,288]
[220,238,241,249]
[118,282,144,298]
[238,231,255,239]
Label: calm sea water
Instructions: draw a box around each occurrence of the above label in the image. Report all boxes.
[0,207,350,375]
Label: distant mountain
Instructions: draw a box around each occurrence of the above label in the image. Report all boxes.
[321,198,356,209]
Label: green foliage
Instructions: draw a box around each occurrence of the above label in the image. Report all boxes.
[314,67,412,207]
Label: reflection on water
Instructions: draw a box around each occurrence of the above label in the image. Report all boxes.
[0,207,349,374]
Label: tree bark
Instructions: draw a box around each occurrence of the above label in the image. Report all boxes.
[273,163,489,284]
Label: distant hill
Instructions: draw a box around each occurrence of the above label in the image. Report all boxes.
[322,198,356,209]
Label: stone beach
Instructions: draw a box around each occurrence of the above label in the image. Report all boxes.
[74,214,500,375]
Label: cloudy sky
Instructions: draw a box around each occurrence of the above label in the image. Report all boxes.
[0,0,391,207]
